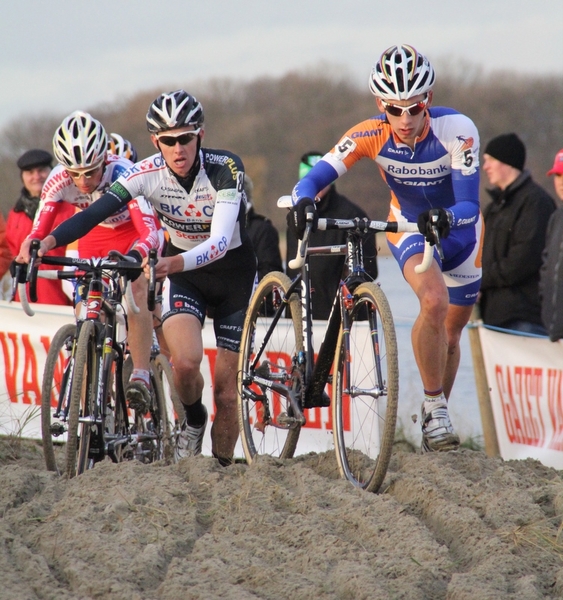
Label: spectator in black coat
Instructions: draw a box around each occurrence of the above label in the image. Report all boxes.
[244,174,283,281]
[479,133,556,334]
[286,152,378,320]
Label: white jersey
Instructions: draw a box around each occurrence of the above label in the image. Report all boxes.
[108,148,248,271]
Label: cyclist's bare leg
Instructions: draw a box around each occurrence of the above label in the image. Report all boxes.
[152,302,171,359]
[162,313,205,405]
[210,347,239,461]
[403,256,449,392]
[443,303,473,399]
[128,277,152,373]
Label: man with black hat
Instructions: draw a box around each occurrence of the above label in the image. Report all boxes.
[6,149,73,305]
[479,133,556,334]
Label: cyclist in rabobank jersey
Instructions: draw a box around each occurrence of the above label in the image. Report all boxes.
[32,91,256,467]
[289,44,482,453]
[17,111,162,415]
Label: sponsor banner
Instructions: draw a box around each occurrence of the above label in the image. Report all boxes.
[479,326,563,469]
[0,301,74,438]
[0,301,344,458]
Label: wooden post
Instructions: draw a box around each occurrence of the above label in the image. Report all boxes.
[467,305,500,457]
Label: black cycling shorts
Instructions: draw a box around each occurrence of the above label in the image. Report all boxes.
[161,240,257,352]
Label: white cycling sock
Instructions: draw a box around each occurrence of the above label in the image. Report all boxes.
[423,391,447,413]
[130,368,150,386]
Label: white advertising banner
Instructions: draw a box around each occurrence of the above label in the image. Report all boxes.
[0,300,74,438]
[479,326,563,469]
[0,300,339,458]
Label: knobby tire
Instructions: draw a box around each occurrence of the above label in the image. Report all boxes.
[332,282,399,493]
[65,320,97,478]
[237,271,303,463]
[41,323,77,473]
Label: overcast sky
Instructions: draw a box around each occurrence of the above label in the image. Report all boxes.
[1,0,562,131]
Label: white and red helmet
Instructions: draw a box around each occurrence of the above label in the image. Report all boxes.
[53,111,108,169]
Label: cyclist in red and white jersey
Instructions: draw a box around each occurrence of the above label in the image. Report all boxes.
[18,111,163,413]
[108,132,139,163]
[289,45,483,453]
[28,92,257,466]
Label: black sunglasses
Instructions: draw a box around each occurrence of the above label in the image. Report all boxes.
[157,129,200,147]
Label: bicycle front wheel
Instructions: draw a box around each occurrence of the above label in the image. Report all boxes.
[152,353,182,462]
[41,323,77,473]
[237,272,303,463]
[132,356,174,464]
[332,282,399,493]
[65,320,99,478]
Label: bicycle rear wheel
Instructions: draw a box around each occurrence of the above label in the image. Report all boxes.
[237,272,303,463]
[332,282,399,493]
[41,323,77,473]
[65,320,99,478]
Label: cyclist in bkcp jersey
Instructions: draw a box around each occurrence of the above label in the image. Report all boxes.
[17,111,163,416]
[28,91,256,467]
[288,44,482,453]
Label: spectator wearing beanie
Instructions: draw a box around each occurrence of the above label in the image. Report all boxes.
[478,133,556,334]
[6,149,74,305]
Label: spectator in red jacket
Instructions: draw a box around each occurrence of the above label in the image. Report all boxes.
[0,212,11,282]
[6,149,74,305]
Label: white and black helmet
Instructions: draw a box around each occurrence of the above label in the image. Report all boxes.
[369,45,435,101]
[108,133,138,162]
[146,90,204,134]
[53,111,108,169]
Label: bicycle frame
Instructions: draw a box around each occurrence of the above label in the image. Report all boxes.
[238,201,434,488]
[20,245,154,465]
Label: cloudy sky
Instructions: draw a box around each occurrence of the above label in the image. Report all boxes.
[1,0,561,131]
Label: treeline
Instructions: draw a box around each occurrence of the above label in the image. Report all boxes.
[1,64,562,232]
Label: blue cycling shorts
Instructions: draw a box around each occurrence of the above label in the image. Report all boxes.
[386,210,483,307]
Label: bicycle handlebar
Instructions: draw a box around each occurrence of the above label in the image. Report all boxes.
[278,196,436,273]
[14,244,157,317]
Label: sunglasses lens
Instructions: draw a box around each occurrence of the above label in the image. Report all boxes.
[68,167,98,179]
[159,133,196,146]
[385,105,403,117]
[408,104,425,116]
[384,100,426,117]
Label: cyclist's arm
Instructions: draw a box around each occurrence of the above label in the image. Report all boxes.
[18,200,62,260]
[447,171,480,228]
[445,116,481,229]
[27,200,60,241]
[291,120,378,206]
[178,190,240,271]
[49,189,127,248]
[127,197,162,258]
[292,159,338,205]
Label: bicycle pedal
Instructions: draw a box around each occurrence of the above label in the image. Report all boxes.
[50,422,67,437]
[278,412,306,428]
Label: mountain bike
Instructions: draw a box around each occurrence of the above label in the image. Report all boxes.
[237,198,433,492]
[15,242,177,477]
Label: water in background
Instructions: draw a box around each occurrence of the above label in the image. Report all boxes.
[375,256,483,445]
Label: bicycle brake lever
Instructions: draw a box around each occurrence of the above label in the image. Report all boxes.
[431,224,445,260]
